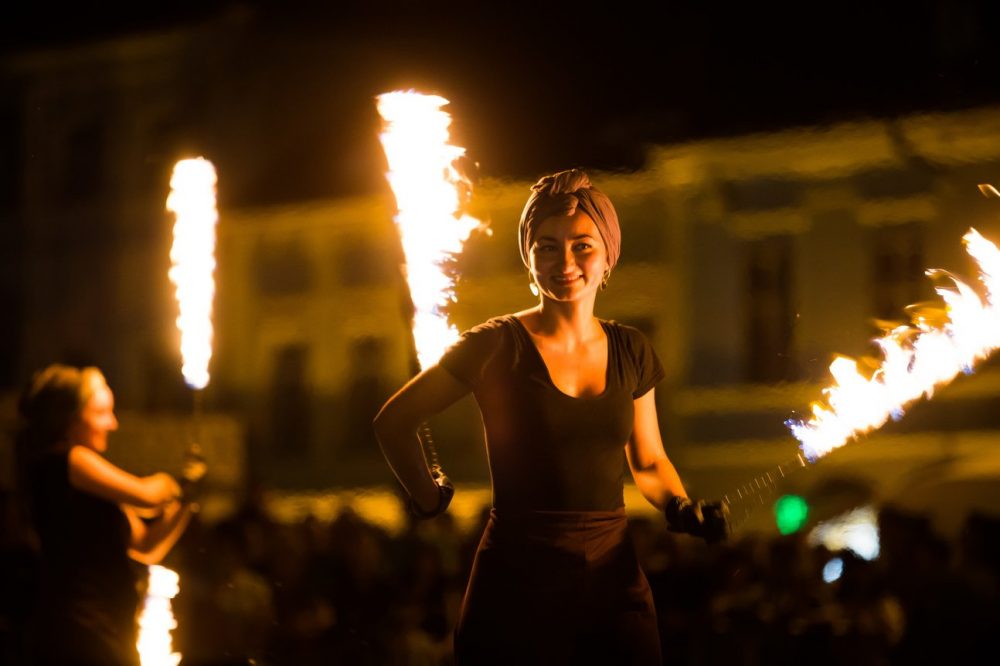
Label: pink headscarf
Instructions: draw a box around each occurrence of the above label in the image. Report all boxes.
[517,169,621,270]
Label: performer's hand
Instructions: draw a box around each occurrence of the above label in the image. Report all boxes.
[407,467,454,520]
[153,472,183,501]
[700,500,732,544]
[665,496,731,544]
[432,467,455,512]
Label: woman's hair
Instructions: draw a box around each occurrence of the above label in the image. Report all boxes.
[518,168,622,270]
[16,364,106,459]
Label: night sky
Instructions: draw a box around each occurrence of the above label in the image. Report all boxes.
[4,1,1000,198]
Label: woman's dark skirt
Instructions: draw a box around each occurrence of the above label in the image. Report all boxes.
[455,507,661,665]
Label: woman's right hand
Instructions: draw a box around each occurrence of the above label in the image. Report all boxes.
[150,472,182,502]
[407,468,454,519]
[665,496,732,544]
[374,365,470,519]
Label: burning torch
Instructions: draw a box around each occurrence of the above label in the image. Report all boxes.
[726,188,1000,530]
[136,565,181,666]
[135,158,217,666]
[376,91,483,516]
[166,157,215,494]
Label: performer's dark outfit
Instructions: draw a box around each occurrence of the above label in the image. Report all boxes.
[440,315,665,665]
[26,449,141,665]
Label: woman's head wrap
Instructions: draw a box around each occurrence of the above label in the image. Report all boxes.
[518,169,621,270]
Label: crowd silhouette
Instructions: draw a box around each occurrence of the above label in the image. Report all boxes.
[1,486,998,665]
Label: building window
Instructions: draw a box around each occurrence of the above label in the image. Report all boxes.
[254,238,314,295]
[723,178,803,212]
[851,168,932,200]
[871,223,925,320]
[342,336,389,458]
[337,235,398,287]
[269,344,311,458]
[744,235,796,383]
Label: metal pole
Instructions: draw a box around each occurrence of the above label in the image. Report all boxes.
[723,453,809,530]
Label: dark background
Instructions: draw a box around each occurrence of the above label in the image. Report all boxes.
[4,0,999,201]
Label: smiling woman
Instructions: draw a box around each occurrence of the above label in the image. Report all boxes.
[374,169,731,664]
[15,364,203,666]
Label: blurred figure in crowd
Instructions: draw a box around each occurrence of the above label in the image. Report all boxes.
[16,364,203,665]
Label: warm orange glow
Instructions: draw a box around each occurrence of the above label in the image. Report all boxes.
[136,565,181,666]
[789,228,1000,460]
[166,158,218,389]
[376,91,483,368]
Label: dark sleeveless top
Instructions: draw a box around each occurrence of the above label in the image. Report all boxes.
[439,315,664,512]
[27,448,141,664]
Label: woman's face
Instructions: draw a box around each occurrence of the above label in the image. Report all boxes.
[529,210,609,303]
[66,379,118,453]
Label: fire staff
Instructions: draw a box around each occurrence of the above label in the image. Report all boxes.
[375,169,730,665]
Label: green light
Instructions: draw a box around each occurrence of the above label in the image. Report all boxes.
[774,494,809,535]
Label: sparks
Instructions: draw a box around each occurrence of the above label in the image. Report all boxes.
[136,565,182,666]
[376,91,483,369]
[166,157,218,390]
[788,227,1000,461]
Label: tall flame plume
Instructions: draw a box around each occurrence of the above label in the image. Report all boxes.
[137,565,182,666]
[167,158,218,389]
[376,91,482,368]
[788,228,1000,461]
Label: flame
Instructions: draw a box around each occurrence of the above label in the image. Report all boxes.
[376,91,482,368]
[166,158,218,389]
[788,228,1000,461]
[136,565,182,666]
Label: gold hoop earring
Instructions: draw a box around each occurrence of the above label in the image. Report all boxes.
[600,271,610,291]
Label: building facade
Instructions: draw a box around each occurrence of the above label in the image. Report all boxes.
[5,25,1000,519]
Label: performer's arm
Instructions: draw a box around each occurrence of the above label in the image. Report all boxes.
[373,366,470,513]
[123,500,196,565]
[625,389,687,510]
[68,445,180,509]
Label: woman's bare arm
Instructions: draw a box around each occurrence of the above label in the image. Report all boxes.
[373,365,471,512]
[625,389,687,511]
[68,445,180,509]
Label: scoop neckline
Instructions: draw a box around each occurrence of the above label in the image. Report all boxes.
[507,315,612,401]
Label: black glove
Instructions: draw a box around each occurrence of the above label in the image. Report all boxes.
[665,496,732,544]
[406,467,454,520]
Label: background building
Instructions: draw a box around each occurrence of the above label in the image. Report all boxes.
[3,14,1000,537]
